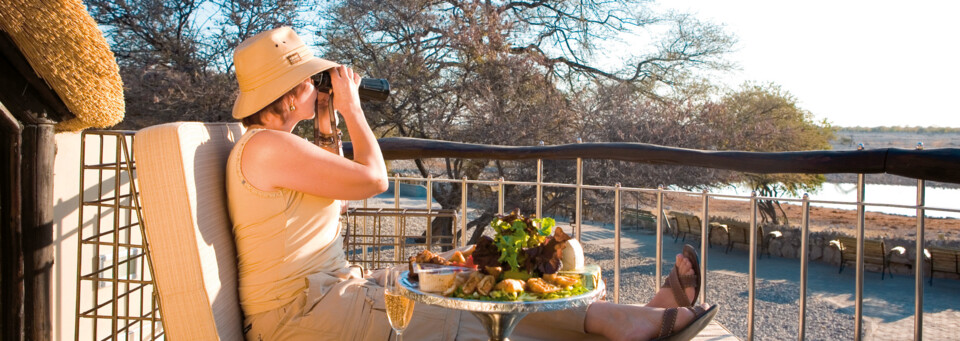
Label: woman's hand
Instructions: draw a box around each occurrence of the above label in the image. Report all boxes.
[328,65,363,117]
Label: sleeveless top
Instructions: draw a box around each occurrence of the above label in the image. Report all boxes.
[226,129,351,315]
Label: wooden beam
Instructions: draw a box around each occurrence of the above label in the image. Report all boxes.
[341,137,960,184]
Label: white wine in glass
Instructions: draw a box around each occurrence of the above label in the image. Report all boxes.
[384,269,415,340]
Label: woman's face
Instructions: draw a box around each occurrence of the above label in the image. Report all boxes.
[289,79,329,121]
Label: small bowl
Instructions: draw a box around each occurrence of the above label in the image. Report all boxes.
[413,263,470,293]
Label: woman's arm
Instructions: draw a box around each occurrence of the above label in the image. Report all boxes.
[242,66,388,200]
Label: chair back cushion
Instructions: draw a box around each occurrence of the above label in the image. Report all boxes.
[134,122,245,340]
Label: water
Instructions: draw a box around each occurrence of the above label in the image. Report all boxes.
[711,183,960,219]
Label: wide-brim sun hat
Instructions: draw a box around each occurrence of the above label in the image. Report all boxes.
[0,0,125,131]
[233,26,338,119]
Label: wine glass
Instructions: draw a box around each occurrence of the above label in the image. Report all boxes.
[383,268,415,340]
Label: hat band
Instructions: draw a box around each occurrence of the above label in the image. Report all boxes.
[237,45,314,92]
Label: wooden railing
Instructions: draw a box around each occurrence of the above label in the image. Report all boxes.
[345,137,960,184]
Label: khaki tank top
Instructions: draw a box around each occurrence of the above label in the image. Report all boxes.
[226,129,351,315]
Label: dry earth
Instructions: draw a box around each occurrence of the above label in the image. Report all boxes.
[662,193,960,246]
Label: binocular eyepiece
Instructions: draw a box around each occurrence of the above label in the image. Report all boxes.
[311,71,390,102]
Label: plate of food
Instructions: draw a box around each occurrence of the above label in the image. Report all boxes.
[400,210,605,313]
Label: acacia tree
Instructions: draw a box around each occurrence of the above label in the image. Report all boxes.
[317,0,736,243]
[712,83,835,225]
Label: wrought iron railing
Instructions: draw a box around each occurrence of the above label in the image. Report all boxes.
[348,138,960,341]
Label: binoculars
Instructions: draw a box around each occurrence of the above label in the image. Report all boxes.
[311,71,390,101]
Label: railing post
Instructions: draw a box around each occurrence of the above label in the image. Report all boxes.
[426,175,433,251]
[537,141,543,219]
[915,142,925,341]
[498,177,505,215]
[799,193,810,341]
[656,185,664,291]
[700,189,709,304]
[362,198,369,262]
[748,190,757,341]
[614,183,621,304]
[575,137,583,241]
[461,176,468,248]
[394,173,401,263]
[855,144,865,341]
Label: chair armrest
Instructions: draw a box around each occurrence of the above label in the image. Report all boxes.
[888,246,906,256]
[829,239,843,251]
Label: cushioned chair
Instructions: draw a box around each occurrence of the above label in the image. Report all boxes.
[134,122,246,340]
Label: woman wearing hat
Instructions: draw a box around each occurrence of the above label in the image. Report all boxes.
[227,27,716,341]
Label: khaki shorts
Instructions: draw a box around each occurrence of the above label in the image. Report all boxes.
[245,271,603,341]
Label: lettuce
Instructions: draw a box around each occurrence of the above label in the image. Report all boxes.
[486,209,567,276]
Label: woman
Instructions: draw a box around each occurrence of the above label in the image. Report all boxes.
[226,27,716,341]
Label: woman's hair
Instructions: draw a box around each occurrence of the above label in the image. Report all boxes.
[241,80,311,127]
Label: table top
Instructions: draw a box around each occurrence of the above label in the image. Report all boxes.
[397,271,606,314]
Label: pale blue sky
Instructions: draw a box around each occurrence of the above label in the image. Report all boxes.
[651,0,960,127]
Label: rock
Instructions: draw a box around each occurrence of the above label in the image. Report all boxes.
[769,241,782,257]
[782,244,797,259]
[823,246,838,265]
[810,244,823,261]
[770,238,783,256]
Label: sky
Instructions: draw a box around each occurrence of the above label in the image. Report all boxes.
[643,0,960,128]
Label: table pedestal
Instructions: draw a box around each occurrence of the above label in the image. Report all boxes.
[469,312,528,341]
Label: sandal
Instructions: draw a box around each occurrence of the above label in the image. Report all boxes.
[661,244,701,307]
[652,304,719,341]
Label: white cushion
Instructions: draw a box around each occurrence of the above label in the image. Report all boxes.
[134,122,245,341]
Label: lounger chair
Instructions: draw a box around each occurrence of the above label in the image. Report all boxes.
[134,122,245,340]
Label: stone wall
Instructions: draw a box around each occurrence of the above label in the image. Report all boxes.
[705,223,960,281]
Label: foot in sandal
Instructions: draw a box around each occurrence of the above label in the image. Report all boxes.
[587,302,717,341]
[646,244,700,308]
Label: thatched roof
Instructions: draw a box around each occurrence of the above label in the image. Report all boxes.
[0,0,124,131]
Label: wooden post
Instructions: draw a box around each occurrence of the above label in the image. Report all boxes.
[0,30,70,341]
[21,121,56,340]
[0,101,57,341]
[1,102,25,341]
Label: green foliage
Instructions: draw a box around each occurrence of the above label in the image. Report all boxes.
[713,82,835,224]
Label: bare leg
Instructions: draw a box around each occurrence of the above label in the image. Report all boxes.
[584,301,705,341]
[645,254,696,308]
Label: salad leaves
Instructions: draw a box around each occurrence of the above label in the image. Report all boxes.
[479,209,567,276]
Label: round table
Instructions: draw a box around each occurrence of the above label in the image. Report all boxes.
[397,271,605,341]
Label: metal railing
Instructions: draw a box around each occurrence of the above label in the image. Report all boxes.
[74,130,959,340]
[345,138,960,341]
